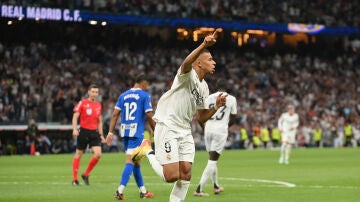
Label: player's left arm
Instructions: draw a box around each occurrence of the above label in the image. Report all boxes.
[197,92,227,125]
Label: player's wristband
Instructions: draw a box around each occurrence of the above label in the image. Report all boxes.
[108,132,114,136]
[214,105,219,110]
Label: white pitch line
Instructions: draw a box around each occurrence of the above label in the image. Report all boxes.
[219,177,296,188]
[299,185,360,190]
[0,176,296,188]
[1,176,359,190]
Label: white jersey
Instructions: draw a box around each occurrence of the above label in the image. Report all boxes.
[278,112,299,135]
[153,68,209,130]
[204,92,237,134]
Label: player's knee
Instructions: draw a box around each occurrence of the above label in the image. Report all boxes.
[180,170,192,181]
[93,153,102,159]
[178,162,192,181]
[164,170,180,182]
[164,176,179,183]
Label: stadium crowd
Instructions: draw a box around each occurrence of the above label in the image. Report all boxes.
[1,26,360,155]
[1,0,360,27]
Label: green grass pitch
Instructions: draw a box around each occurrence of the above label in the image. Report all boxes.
[0,148,359,202]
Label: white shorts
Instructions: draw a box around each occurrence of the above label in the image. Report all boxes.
[281,132,296,144]
[154,123,195,165]
[204,131,227,154]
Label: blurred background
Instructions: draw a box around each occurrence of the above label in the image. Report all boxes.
[1,0,360,155]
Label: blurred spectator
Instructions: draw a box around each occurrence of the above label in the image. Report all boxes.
[270,126,281,148]
[36,133,51,154]
[313,123,323,147]
[344,121,353,147]
[334,121,344,148]
[51,138,67,154]
[260,125,270,148]
[251,135,261,149]
[239,124,248,149]
[26,118,38,155]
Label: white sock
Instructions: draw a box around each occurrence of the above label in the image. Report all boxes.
[212,161,219,186]
[199,161,214,191]
[117,185,125,194]
[146,151,165,181]
[280,144,286,161]
[170,180,190,202]
[285,144,291,162]
[139,186,146,194]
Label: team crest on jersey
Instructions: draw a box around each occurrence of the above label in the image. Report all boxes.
[165,141,171,153]
[166,154,171,161]
[191,88,204,106]
[86,109,92,115]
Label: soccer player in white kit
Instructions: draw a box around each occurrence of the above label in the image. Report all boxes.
[130,29,227,202]
[278,105,299,164]
[194,79,237,197]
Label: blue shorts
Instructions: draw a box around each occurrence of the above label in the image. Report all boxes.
[122,136,143,155]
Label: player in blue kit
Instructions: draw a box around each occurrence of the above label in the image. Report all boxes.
[106,74,156,200]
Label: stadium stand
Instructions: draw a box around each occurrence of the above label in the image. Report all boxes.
[2,0,359,27]
[1,1,360,155]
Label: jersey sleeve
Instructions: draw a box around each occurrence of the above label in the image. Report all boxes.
[73,100,82,113]
[114,95,122,110]
[176,67,191,83]
[144,92,153,112]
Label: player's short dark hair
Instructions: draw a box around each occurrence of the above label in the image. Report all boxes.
[287,104,295,110]
[215,78,227,91]
[88,83,99,90]
[135,74,148,84]
[200,48,210,55]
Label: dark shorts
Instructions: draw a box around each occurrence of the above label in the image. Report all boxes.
[76,128,101,150]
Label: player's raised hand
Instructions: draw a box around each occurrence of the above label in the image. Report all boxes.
[203,28,221,47]
[215,92,228,108]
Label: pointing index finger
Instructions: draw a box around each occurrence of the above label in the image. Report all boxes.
[212,28,221,37]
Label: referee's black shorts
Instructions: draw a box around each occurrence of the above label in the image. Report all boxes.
[76,128,101,150]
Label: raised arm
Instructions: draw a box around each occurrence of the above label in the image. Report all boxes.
[180,29,220,74]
